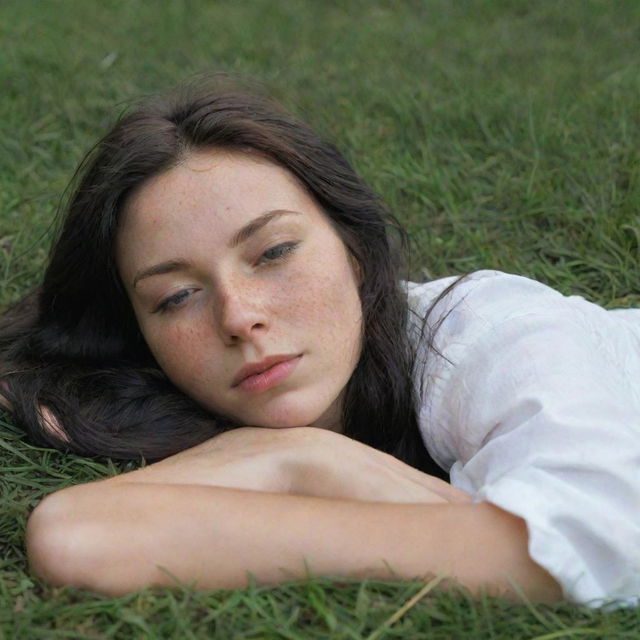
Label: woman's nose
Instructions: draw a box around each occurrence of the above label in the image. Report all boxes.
[214,279,268,345]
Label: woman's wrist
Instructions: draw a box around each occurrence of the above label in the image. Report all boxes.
[276,427,471,504]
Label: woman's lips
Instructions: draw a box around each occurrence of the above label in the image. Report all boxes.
[234,355,302,393]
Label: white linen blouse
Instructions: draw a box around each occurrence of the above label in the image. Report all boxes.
[407,270,640,607]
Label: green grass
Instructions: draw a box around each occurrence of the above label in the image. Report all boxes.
[2,0,640,637]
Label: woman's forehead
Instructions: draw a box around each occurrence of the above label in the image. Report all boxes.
[124,149,311,222]
[114,150,328,276]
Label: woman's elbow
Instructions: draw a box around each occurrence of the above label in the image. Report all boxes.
[27,489,86,587]
[26,486,126,594]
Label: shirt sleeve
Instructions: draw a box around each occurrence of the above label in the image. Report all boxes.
[413,271,640,606]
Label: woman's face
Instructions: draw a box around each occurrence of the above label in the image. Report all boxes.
[116,150,363,431]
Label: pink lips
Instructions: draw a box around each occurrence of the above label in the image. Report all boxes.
[232,355,302,393]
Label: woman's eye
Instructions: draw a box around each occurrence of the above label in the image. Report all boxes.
[258,242,299,265]
[154,289,195,314]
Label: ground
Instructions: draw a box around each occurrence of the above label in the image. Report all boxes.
[1,1,640,637]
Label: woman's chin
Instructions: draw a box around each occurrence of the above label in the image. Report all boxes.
[249,414,323,430]
[232,406,340,431]
[216,391,343,432]
[259,406,342,432]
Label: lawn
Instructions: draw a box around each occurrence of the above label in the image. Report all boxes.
[2,0,640,637]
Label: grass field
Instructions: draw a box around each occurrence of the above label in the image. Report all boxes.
[2,0,640,637]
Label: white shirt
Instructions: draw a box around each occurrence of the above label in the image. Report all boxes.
[407,270,640,607]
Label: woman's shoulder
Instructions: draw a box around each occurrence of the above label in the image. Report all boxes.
[405,268,640,382]
[405,269,567,325]
[406,269,640,349]
[411,269,640,467]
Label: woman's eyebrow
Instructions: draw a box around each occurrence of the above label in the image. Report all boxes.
[229,209,301,248]
[133,210,301,289]
[133,259,190,289]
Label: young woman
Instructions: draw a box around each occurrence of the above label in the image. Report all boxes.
[1,81,637,607]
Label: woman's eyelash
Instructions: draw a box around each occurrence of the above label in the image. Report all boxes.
[258,242,299,264]
[154,289,194,314]
[152,243,298,314]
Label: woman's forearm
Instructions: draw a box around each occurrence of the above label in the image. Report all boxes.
[27,482,561,602]
[95,426,471,504]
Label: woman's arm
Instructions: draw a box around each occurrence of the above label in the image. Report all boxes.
[25,427,560,602]
[27,480,561,602]
[104,426,470,504]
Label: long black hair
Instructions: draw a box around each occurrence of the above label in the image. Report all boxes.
[0,79,447,479]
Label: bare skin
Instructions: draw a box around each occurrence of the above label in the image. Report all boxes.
[26,426,562,601]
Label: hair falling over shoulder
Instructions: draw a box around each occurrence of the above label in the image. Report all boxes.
[0,76,447,478]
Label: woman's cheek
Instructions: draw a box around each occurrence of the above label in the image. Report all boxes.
[145,323,207,382]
